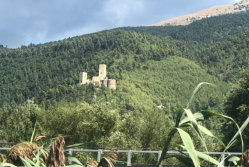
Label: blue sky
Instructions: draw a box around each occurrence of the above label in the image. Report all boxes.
[0,0,238,48]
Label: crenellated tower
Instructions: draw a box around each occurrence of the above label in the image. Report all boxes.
[99,64,106,80]
[79,72,87,84]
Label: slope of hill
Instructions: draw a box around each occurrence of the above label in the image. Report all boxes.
[117,56,228,113]
[151,0,249,26]
[35,56,228,112]
[119,12,249,43]
[1,28,249,109]
[0,30,193,107]
[0,29,222,109]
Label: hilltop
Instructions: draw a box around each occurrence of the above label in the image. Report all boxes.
[151,0,249,26]
[120,11,249,43]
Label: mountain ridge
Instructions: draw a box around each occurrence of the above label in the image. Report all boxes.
[151,0,249,26]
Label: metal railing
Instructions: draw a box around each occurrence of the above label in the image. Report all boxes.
[0,148,242,166]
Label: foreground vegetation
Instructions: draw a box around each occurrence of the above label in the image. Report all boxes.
[1,82,249,167]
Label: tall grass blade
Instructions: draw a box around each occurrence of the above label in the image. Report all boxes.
[177,128,200,167]
[0,163,17,167]
[186,82,213,109]
[225,116,249,152]
[218,155,228,167]
[201,110,246,153]
[65,143,86,149]
[65,153,83,166]
[30,122,36,143]
[183,109,208,152]
[195,151,221,166]
[175,108,185,127]
[157,128,177,167]
[169,154,195,167]
[197,125,214,137]
[20,157,33,167]
[183,109,197,124]
[179,112,204,126]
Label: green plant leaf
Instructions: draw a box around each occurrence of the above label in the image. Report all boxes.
[20,157,33,167]
[197,124,225,148]
[65,153,83,166]
[177,128,200,167]
[200,110,219,119]
[183,109,208,152]
[183,109,197,124]
[197,125,214,137]
[66,165,84,167]
[179,112,204,126]
[166,154,195,167]
[226,116,249,152]
[175,108,185,127]
[228,156,240,165]
[186,82,214,109]
[30,123,36,143]
[157,128,177,167]
[217,155,228,167]
[201,110,247,153]
[0,163,18,167]
[65,143,86,149]
[195,151,220,166]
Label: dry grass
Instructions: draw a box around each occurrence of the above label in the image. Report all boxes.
[6,142,40,166]
[0,153,6,164]
[46,136,66,167]
[241,149,249,167]
[97,151,118,167]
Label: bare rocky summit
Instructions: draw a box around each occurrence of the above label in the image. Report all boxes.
[151,0,249,26]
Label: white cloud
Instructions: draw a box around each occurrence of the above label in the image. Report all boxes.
[100,0,145,26]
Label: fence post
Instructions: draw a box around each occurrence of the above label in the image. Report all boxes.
[97,149,103,163]
[221,154,225,166]
[158,151,162,167]
[68,148,73,155]
[68,149,73,164]
[127,150,132,166]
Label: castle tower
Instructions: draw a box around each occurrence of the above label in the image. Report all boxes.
[107,79,116,90]
[99,64,106,80]
[102,79,108,87]
[79,72,87,84]
[92,76,101,86]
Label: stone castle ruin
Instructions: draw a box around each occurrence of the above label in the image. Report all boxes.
[79,64,116,89]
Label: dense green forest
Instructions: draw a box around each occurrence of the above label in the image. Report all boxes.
[0,11,249,164]
[119,11,249,43]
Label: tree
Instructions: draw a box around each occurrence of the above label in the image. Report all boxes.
[223,69,249,150]
[0,102,41,146]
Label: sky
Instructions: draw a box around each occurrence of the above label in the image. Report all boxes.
[0,0,239,48]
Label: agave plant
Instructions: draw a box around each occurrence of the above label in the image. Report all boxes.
[157,82,249,167]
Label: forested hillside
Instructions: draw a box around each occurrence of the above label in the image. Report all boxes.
[1,11,249,162]
[1,29,249,108]
[120,11,249,43]
[0,31,191,107]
